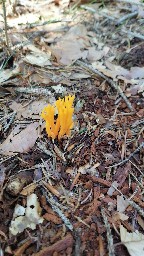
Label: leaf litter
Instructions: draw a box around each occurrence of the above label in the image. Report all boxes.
[10,193,44,235]
[0,0,144,255]
[120,225,144,256]
[0,122,39,155]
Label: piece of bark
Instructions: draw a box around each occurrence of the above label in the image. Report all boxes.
[33,234,74,256]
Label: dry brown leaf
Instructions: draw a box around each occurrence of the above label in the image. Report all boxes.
[10,100,48,119]
[0,65,20,84]
[0,122,39,155]
[51,24,89,65]
[120,225,144,256]
[23,52,51,67]
[29,73,51,84]
[8,13,40,27]
[117,195,129,213]
[107,181,119,196]
[92,62,116,79]
[87,46,109,62]
[52,41,88,65]
[113,212,129,222]
[92,61,144,90]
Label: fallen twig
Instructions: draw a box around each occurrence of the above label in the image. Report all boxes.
[107,142,144,168]
[128,199,144,218]
[42,180,61,198]
[1,0,11,55]
[74,228,81,256]
[74,215,90,228]
[15,86,52,96]
[129,160,144,177]
[76,60,134,112]
[101,208,115,256]
[112,185,144,218]
[1,111,16,132]
[116,11,138,25]
[36,141,54,157]
[132,119,144,128]
[122,29,144,40]
[43,188,73,231]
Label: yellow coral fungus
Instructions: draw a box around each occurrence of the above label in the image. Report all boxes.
[41,95,75,140]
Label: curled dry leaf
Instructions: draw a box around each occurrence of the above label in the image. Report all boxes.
[10,193,44,235]
[120,225,144,256]
[23,52,51,67]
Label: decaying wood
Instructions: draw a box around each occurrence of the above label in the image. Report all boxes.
[33,234,74,256]
[14,239,34,256]
[88,175,111,187]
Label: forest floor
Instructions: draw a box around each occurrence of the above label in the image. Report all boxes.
[0,0,144,255]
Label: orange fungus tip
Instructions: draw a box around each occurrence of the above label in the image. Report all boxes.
[41,95,75,140]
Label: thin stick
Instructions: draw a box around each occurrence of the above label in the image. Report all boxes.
[3,111,16,132]
[127,200,144,218]
[2,0,11,55]
[43,188,73,231]
[122,29,144,40]
[74,228,81,256]
[129,160,144,177]
[116,11,138,25]
[107,142,144,168]
[101,208,115,256]
[132,119,144,128]
[76,60,134,112]
[15,86,52,96]
[113,185,144,218]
